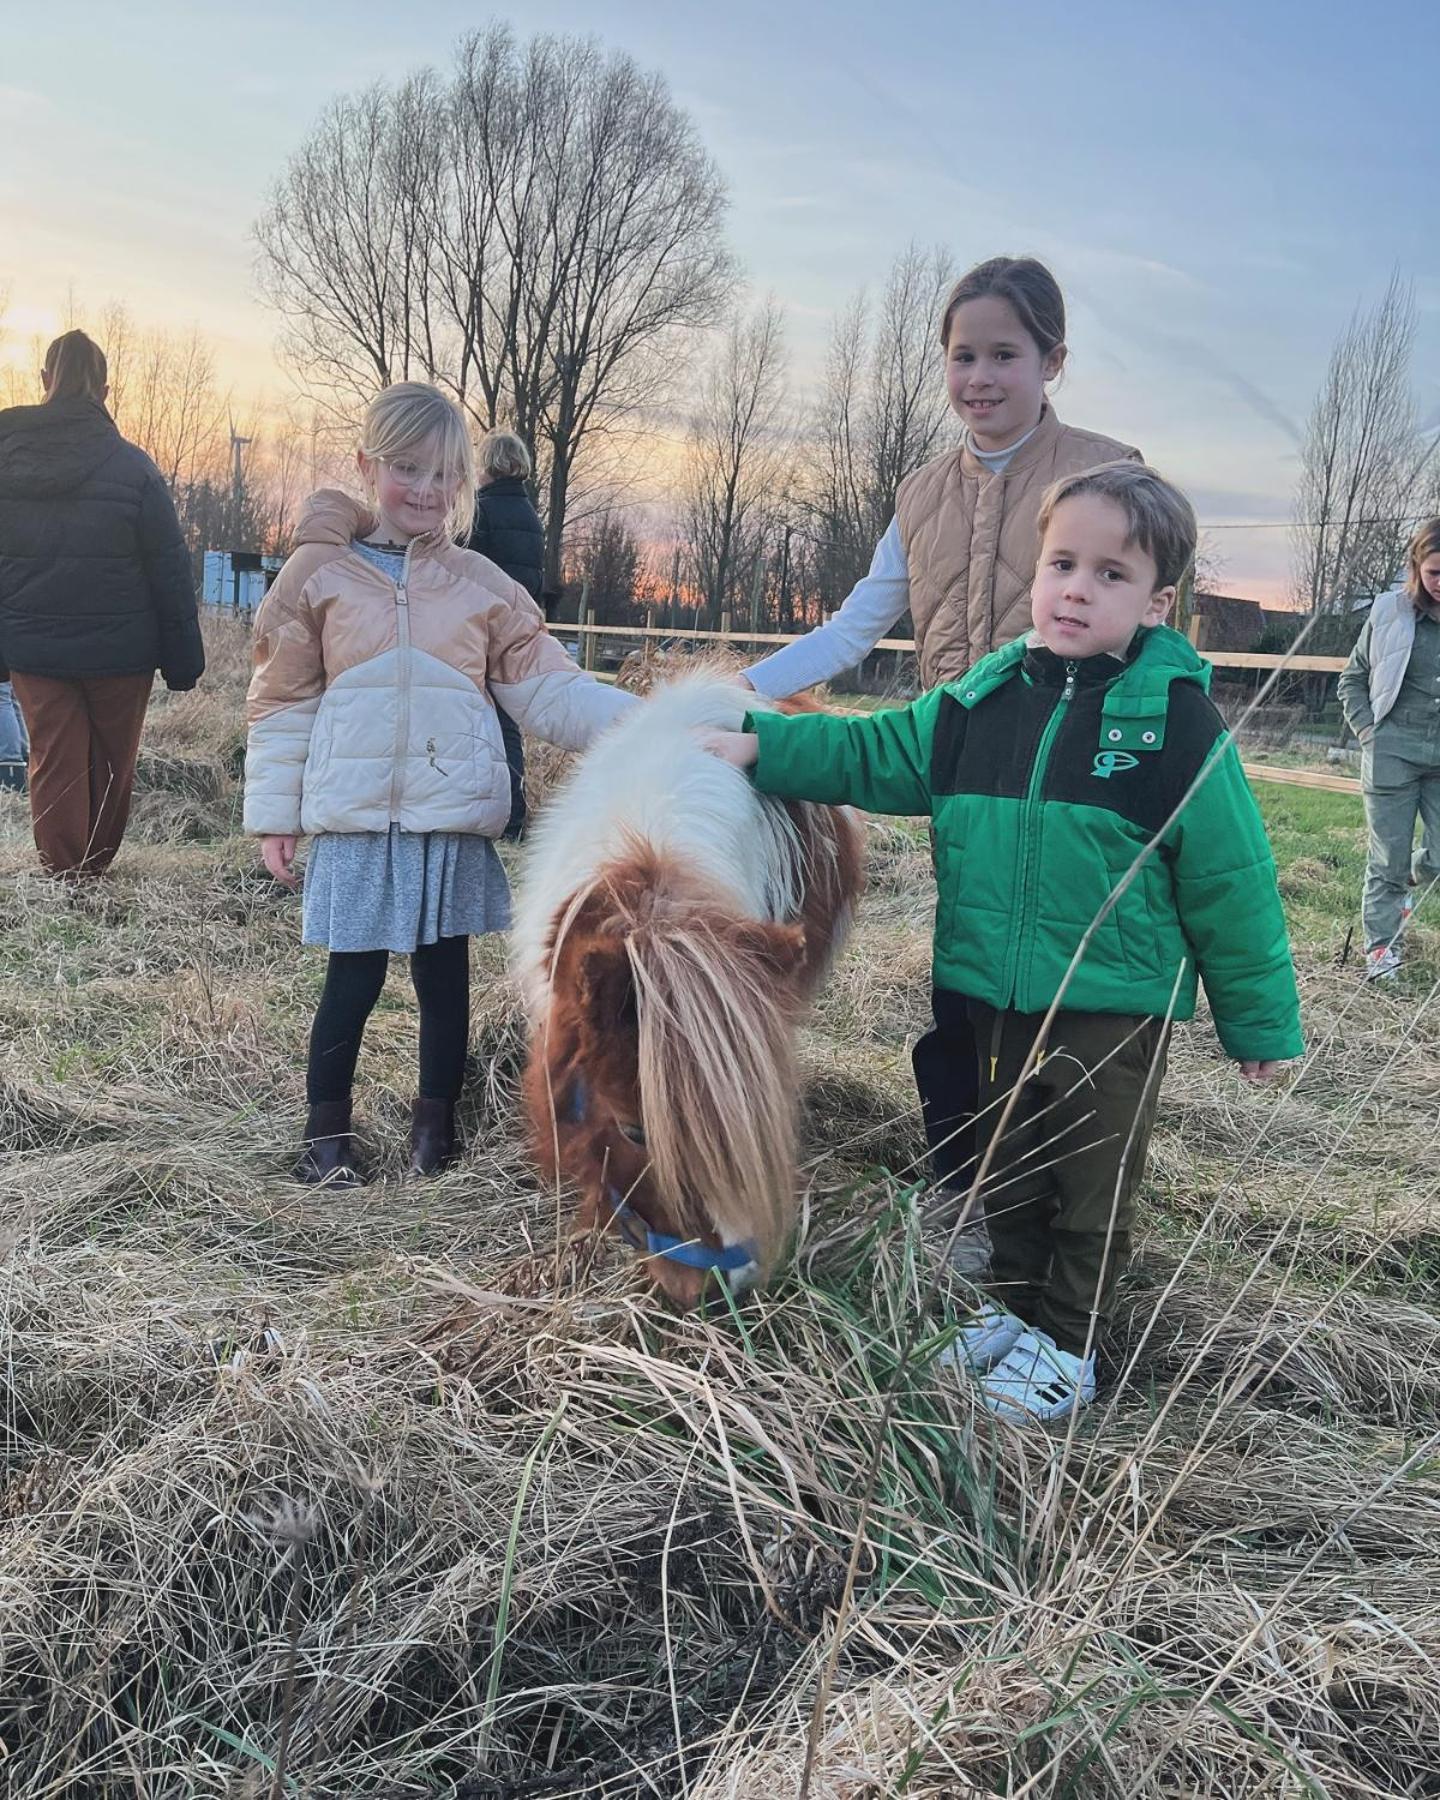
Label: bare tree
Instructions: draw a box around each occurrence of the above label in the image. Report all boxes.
[0,288,43,409]
[255,25,735,594]
[1292,272,1438,615]
[681,299,790,628]
[568,509,642,624]
[116,326,228,495]
[804,243,956,610]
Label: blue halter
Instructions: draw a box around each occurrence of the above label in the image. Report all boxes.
[562,1075,757,1275]
[606,1186,757,1273]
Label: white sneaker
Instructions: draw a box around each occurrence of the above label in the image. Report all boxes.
[937,1302,1026,1375]
[981,1328,1096,1422]
[1365,943,1402,982]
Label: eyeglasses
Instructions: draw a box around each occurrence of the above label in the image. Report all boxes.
[378,457,461,495]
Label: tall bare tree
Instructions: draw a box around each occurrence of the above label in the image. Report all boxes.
[805,242,956,610]
[568,509,642,624]
[255,25,735,594]
[681,299,790,628]
[1292,272,1438,615]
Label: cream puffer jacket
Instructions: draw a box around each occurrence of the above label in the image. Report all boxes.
[244,491,634,838]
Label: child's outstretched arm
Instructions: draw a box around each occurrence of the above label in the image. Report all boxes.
[485,576,637,747]
[704,690,944,816]
[1170,734,1303,1072]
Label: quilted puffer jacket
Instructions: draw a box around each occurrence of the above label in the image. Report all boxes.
[244,491,634,838]
[0,397,204,687]
[467,476,545,600]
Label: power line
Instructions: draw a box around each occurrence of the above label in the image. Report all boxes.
[1204,515,1431,532]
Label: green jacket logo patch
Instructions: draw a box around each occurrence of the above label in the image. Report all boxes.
[1092,750,1139,779]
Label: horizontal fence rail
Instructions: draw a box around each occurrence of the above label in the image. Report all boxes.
[560,617,1359,796]
[557,616,1347,673]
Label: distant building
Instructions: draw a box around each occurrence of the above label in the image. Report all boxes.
[203,550,283,611]
[1187,591,1302,654]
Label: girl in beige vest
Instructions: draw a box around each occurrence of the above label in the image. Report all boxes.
[741,256,1140,1249]
[743,255,1140,699]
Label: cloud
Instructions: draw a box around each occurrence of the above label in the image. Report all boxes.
[0,85,51,121]
[1185,486,1295,523]
[1093,308,1304,449]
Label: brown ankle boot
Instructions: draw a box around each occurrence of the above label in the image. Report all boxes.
[293,1101,367,1187]
[410,1097,457,1177]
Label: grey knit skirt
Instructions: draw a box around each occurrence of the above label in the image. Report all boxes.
[301,827,512,952]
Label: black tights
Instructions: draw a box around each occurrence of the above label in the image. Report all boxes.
[306,934,470,1105]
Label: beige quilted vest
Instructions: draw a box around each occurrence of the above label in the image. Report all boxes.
[895,408,1141,687]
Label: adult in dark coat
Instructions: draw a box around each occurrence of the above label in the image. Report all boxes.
[0,330,204,875]
[466,429,546,839]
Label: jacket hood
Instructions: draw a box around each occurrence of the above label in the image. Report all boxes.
[0,398,123,499]
[293,488,378,549]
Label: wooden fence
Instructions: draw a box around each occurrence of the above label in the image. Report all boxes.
[559,612,1361,797]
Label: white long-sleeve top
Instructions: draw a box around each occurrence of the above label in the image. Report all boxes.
[744,427,1037,699]
[745,519,910,699]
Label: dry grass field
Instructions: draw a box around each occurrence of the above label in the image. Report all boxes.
[2,613,1438,1798]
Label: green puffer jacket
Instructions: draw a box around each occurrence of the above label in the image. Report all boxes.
[749,625,1303,1063]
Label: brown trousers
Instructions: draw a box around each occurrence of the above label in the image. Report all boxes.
[968,998,1170,1356]
[9,672,153,876]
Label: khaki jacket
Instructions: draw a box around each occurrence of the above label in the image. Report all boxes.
[895,407,1141,687]
[244,491,631,838]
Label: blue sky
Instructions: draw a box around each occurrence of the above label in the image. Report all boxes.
[3,0,1438,597]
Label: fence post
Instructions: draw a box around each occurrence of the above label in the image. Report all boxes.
[578,578,594,671]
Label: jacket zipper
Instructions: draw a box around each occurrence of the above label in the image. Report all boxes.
[388,542,415,823]
[1004,660,1076,1006]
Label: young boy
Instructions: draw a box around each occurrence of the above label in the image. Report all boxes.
[703,462,1303,1423]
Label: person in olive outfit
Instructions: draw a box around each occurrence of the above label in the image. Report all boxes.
[1337,516,1440,982]
[466,428,546,840]
[704,463,1302,1423]
[0,330,204,876]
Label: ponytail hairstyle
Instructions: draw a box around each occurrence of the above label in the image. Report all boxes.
[938,256,1067,363]
[1403,516,1440,611]
[358,382,477,543]
[42,330,108,404]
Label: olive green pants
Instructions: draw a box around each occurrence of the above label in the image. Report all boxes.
[1361,729,1440,951]
[967,998,1169,1356]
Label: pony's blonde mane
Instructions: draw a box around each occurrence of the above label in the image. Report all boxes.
[517,671,867,1293]
[623,886,798,1268]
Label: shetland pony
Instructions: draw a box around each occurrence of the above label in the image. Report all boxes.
[512,675,866,1310]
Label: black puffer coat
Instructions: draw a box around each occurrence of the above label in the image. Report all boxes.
[0,398,205,687]
[466,476,545,602]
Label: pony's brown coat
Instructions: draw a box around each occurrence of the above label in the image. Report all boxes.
[523,720,865,1309]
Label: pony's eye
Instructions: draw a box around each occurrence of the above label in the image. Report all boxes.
[617,1121,647,1147]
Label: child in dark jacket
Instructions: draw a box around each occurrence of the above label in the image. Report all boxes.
[704,462,1302,1423]
[467,428,547,841]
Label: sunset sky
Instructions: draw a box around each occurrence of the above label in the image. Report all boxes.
[3,0,1438,601]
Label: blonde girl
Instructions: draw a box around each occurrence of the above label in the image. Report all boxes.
[245,382,632,1183]
[1339,517,1440,980]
